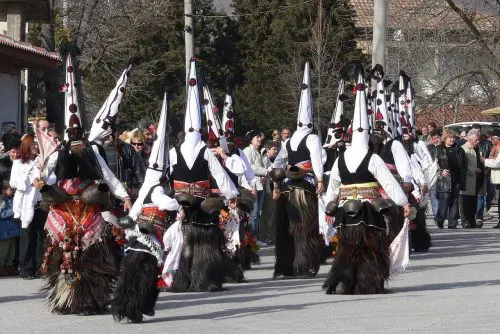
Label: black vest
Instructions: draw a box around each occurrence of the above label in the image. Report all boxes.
[338,152,377,185]
[286,134,311,166]
[171,146,209,183]
[379,140,395,165]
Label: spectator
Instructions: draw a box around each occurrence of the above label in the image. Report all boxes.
[482,130,500,228]
[470,125,492,225]
[129,132,148,168]
[428,122,437,133]
[243,130,268,241]
[0,133,21,182]
[281,127,291,144]
[142,125,154,158]
[47,129,61,148]
[259,140,280,244]
[10,135,46,279]
[36,119,49,133]
[0,182,19,276]
[272,129,280,142]
[459,130,484,228]
[427,130,441,160]
[103,130,146,202]
[434,129,466,229]
[419,125,429,143]
[427,130,442,219]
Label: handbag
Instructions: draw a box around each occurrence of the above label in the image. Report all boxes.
[436,174,452,193]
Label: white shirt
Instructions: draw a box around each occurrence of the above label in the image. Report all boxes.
[389,140,413,183]
[325,152,409,207]
[413,140,433,169]
[169,145,239,200]
[273,134,324,180]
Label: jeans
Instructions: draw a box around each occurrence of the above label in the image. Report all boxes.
[476,195,485,220]
[485,180,497,211]
[250,190,265,238]
[436,183,460,228]
[19,209,47,277]
[429,185,439,219]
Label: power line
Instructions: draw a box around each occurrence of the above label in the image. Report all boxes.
[186,0,315,18]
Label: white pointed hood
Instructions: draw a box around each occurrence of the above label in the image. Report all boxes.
[398,74,410,136]
[222,93,235,140]
[391,82,402,138]
[372,64,391,138]
[129,93,170,220]
[290,62,313,149]
[201,78,228,151]
[323,79,346,147]
[88,60,137,143]
[63,54,81,139]
[405,75,415,132]
[350,71,370,152]
[180,58,205,168]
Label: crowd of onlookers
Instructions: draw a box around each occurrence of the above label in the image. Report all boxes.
[421,122,500,229]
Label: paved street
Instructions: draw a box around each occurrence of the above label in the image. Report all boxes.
[1,219,499,334]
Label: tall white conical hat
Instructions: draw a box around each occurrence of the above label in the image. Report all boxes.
[351,70,370,151]
[148,93,169,173]
[62,54,81,139]
[88,59,138,142]
[391,82,402,138]
[323,79,347,147]
[129,93,170,220]
[371,64,391,137]
[296,62,313,133]
[398,74,410,136]
[384,79,395,138]
[201,73,227,151]
[184,59,202,134]
[405,74,415,133]
[222,93,235,140]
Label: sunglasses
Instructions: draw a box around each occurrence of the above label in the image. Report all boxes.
[131,142,144,147]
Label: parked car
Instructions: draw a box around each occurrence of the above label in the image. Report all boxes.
[444,121,500,135]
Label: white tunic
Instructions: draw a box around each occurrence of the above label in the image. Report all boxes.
[389,140,413,183]
[325,152,409,207]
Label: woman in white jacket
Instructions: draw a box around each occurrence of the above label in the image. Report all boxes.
[9,135,46,279]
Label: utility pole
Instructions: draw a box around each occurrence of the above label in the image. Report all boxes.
[185,0,194,86]
[372,0,387,67]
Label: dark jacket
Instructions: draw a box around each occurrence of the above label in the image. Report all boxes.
[427,144,439,160]
[104,141,146,186]
[435,144,467,190]
[0,154,12,183]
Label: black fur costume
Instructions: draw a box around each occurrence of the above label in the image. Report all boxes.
[274,176,323,278]
[41,139,124,314]
[169,198,243,292]
[111,226,163,323]
[42,225,122,314]
[323,200,396,294]
[410,207,431,252]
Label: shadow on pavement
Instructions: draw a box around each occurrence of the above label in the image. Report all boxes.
[390,279,500,293]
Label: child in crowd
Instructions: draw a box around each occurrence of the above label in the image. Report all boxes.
[0,181,19,276]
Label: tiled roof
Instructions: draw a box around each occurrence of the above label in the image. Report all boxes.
[0,34,60,61]
[416,104,495,127]
[350,0,497,31]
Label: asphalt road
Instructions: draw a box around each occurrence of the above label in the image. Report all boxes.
[1,219,499,334]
